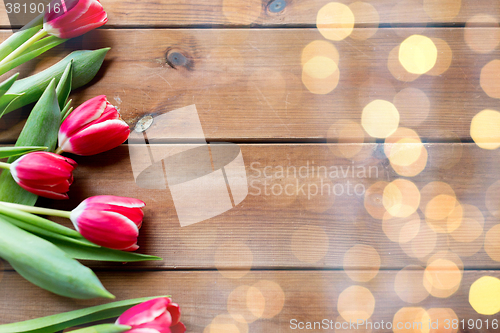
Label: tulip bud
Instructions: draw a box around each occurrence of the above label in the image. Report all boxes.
[58,95,130,156]
[70,195,145,251]
[10,151,76,200]
[116,297,186,333]
[44,0,108,39]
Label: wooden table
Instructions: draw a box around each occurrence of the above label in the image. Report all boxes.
[1,1,500,332]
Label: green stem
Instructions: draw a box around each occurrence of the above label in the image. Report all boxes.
[55,147,64,154]
[0,162,10,170]
[0,201,71,218]
[0,28,48,67]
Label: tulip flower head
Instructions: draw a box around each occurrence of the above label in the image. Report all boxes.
[44,0,108,39]
[58,95,130,156]
[117,297,186,333]
[10,151,76,200]
[70,195,145,251]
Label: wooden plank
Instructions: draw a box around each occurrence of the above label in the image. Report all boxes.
[1,0,499,27]
[1,28,500,142]
[1,143,492,270]
[1,270,499,331]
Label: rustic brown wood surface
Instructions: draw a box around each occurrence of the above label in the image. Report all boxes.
[1,0,500,331]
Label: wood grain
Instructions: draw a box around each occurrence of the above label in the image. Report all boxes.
[1,28,500,142]
[1,269,499,332]
[1,0,499,27]
[0,143,490,270]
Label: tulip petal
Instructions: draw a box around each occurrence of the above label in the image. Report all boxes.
[62,119,130,156]
[170,322,186,333]
[59,95,107,146]
[72,210,139,250]
[126,329,162,333]
[85,195,146,208]
[16,182,69,200]
[118,298,170,326]
[166,303,181,326]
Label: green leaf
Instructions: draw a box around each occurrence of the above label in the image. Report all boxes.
[0,216,114,300]
[0,48,110,115]
[50,237,163,262]
[0,79,60,205]
[0,73,18,98]
[0,213,98,248]
[0,296,168,333]
[69,324,132,333]
[0,146,47,158]
[0,18,43,62]
[0,93,24,120]
[0,36,67,76]
[61,99,73,122]
[56,60,73,110]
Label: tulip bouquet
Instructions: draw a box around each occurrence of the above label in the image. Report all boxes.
[0,0,164,302]
[0,297,187,333]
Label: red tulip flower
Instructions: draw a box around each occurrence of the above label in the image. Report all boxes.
[44,0,108,39]
[70,195,145,251]
[57,95,130,156]
[8,151,76,200]
[116,297,186,333]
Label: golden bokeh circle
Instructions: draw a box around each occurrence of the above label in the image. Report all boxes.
[464,15,500,54]
[222,0,262,25]
[393,88,430,127]
[301,40,340,68]
[449,204,484,242]
[361,99,400,138]
[471,109,500,149]
[302,65,340,95]
[327,120,366,159]
[391,146,428,177]
[423,0,461,21]
[427,308,458,333]
[480,60,500,99]
[291,225,330,263]
[214,241,253,279]
[394,266,429,303]
[388,46,421,82]
[469,276,500,315]
[316,2,355,41]
[393,307,429,333]
[252,280,285,318]
[399,35,438,74]
[337,286,375,321]
[383,179,421,218]
[419,181,456,220]
[348,2,379,40]
[423,258,462,298]
[383,211,421,244]
[400,222,437,259]
[343,244,381,282]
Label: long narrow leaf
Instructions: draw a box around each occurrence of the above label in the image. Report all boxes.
[0,17,42,62]
[0,93,23,119]
[50,237,162,262]
[0,146,47,158]
[0,213,99,248]
[56,60,73,110]
[0,204,83,239]
[0,217,114,301]
[69,324,131,333]
[0,296,169,333]
[0,73,18,97]
[0,36,67,76]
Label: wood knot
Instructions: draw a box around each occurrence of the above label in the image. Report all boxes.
[267,0,286,13]
[165,48,194,70]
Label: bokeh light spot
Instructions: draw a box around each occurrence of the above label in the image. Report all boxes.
[480,60,500,99]
[227,285,263,323]
[423,259,462,298]
[464,15,500,54]
[301,40,339,68]
[427,308,458,333]
[316,2,355,41]
[252,280,285,318]
[393,88,430,127]
[393,307,429,333]
[343,244,381,282]
[348,2,379,40]
[471,109,500,149]
[388,46,421,82]
[214,241,253,279]
[485,225,500,262]
[206,314,248,333]
[383,211,421,244]
[394,266,429,303]
[303,56,338,79]
[399,35,438,74]
[361,100,400,138]
[338,286,375,321]
[383,179,420,218]
[469,276,500,315]
[426,38,453,76]
[364,181,389,219]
